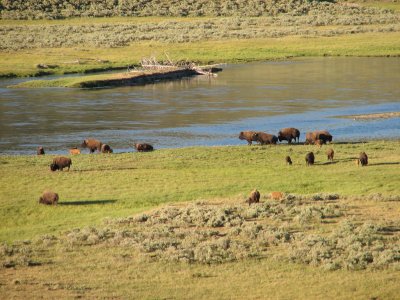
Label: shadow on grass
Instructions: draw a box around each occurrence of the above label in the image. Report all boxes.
[369,162,400,166]
[59,200,117,206]
[74,167,136,172]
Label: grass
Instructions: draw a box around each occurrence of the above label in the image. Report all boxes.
[5,31,400,85]
[0,140,399,243]
[1,9,399,78]
[0,141,399,298]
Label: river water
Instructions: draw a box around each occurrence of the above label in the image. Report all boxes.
[0,57,399,155]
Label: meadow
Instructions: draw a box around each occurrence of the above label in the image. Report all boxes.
[0,141,399,298]
[1,0,400,77]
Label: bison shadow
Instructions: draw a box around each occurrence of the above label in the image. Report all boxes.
[59,199,117,206]
[368,162,400,166]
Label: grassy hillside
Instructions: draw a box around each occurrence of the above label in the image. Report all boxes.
[1,0,399,77]
[0,141,399,298]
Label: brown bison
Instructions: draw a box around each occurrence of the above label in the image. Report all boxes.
[270,191,284,200]
[358,152,368,166]
[305,130,333,145]
[326,148,334,161]
[305,132,317,145]
[278,127,300,144]
[50,157,72,171]
[101,144,113,153]
[252,132,278,145]
[305,152,315,166]
[81,139,102,153]
[246,189,260,206]
[239,131,258,145]
[37,146,45,155]
[316,130,332,144]
[285,156,293,165]
[69,147,81,155]
[39,191,59,205]
[134,143,154,152]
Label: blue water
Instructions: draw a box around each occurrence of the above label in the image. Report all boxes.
[0,57,399,155]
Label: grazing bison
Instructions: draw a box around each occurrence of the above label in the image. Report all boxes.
[315,130,333,144]
[358,152,368,166]
[252,132,278,145]
[37,146,45,155]
[81,139,102,153]
[270,191,284,200]
[101,144,113,153]
[39,191,59,205]
[246,189,260,206]
[278,127,300,144]
[305,132,317,145]
[134,143,154,152]
[239,131,258,145]
[305,152,315,166]
[326,148,334,161]
[305,130,333,145]
[69,147,81,155]
[285,156,293,165]
[50,157,72,171]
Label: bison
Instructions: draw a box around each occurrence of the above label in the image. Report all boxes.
[81,139,102,153]
[50,157,72,171]
[326,148,334,161]
[69,147,81,155]
[252,132,278,145]
[305,132,317,145]
[278,127,300,144]
[134,143,154,152]
[246,189,260,206]
[358,152,368,166]
[239,131,258,145]
[305,130,333,145]
[315,130,333,144]
[305,152,315,166]
[285,156,293,165]
[270,191,284,200]
[101,144,113,153]
[39,191,59,205]
[37,146,45,155]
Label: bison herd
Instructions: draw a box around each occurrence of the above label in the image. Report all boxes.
[37,129,369,205]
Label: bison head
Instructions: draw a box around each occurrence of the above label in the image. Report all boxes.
[50,163,59,172]
[81,140,88,148]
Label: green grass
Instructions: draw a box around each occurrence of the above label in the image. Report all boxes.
[1,141,400,299]
[6,31,400,85]
[0,141,399,243]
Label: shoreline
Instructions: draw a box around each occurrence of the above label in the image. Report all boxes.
[2,139,400,157]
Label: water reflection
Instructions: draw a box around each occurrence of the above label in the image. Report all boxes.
[0,57,399,154]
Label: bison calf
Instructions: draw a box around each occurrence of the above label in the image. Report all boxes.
[39,191,59,205]
[305,152,315,166]
[101,144,113,153]
[69,147,81,155]
[81,139,102,153]
[37,147,45,155]
[326,148,334,161]
[239,131,258,145]
[270,191,284,200]
[134,143,154,152]
[246,189,260,206]
[358,152,368,166]
[285,156,293,165]
[50,157,72,171]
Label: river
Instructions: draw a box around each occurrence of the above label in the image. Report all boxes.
[0,57,399,155]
